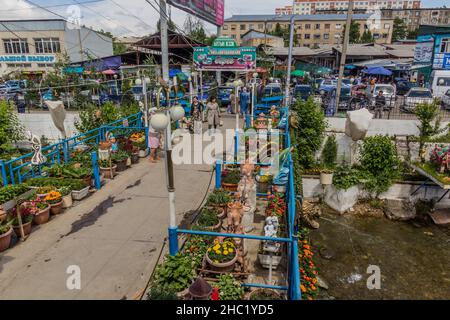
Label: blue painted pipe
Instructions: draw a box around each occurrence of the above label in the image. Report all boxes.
[91,152,101,190]
[0,160,8,187]
[168,226,179,256]
[241,283,288,291]
[178,229,292,243]
[215,160,222,189]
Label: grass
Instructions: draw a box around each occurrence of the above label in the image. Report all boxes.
[415,162,450,186]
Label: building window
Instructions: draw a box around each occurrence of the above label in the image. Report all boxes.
[37,63,54,68]
[258,24,264,30]
[3,38,29,54]
[324,33,330,39]
[335,23,342,29]
[384,23,390,29]
[440,38,450,53]
[325,23,331,29]
[305,24,311,29]
[249,24,254,30]
[231,25,236,30]
[7,63,31,68]
[297,34,302,39]
[373,33,380,39]
[240,24,246,31]
[223,25,228,30]
[315,23,321,30]
[231,34,236,39]
[304,34,311,39]
[34,38,61,54]
[314,34,321,39]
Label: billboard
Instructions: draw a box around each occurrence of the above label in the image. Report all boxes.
[168,0,225,26]
[193,37,256,71]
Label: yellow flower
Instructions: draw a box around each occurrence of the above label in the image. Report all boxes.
[223,250,229,255]
[207,248,211,252]
[216,250,222,255]
[228,248,234,253]
[214,260,219,263]
[213,244,220,250]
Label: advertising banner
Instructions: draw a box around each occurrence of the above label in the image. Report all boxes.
[168,0,225,26]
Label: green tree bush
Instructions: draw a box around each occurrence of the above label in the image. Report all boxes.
[321,134,337,169]
[415,102,445,162]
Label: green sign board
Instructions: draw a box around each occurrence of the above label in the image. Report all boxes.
[194,37,256,71]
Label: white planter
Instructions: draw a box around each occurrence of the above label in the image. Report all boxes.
[258,254,282,270]
[62,193,73,208]
[139,149,149,158]
[71,186,90,201]
[324,184,359,214]
[320,172,333,185]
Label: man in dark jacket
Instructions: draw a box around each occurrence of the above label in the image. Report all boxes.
[374,90,385,119]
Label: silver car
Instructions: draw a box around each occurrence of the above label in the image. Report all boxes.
[402,87,434,112]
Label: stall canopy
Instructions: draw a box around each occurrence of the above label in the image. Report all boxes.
[291,70,306,77]
[362,66,393,76]
[102,69,117,75]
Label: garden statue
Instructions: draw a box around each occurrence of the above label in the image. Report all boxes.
[430,146,450,173]
[227,200,243,233]
[28,132,47,166]
[269,106,280,118]
[105,132,118,153]
[264,216,279,238]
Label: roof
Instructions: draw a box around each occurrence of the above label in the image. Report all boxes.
[241,29,283,41]
[334,44,388,57]
[225,13,380,22]
[265,46,316,57]
[418,24,450,36]
[352,58,413,68]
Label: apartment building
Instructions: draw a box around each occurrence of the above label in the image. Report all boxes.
[276,0,421,15]
[222,14,394,47]
[0,19,113,76]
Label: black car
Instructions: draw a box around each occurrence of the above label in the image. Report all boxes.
[293,85,312,102]
[396,80,416,96]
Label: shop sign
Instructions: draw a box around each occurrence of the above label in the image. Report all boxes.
[0,54,56,63]
[168,0,224,26]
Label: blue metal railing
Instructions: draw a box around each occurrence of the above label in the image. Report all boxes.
[168,105,301,300]
[0,112,143,187]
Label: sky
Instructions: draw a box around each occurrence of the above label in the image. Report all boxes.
[0,0,448,37]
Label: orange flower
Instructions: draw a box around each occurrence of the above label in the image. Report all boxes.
[300,285,307,293]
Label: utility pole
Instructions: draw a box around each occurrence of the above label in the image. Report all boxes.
[335,0,354,110]
[285,14,295,106]
[216,26,222,86]
[160,0,169,82]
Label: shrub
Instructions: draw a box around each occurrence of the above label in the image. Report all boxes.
[333,164,360,190]
[415,102,445,162]
[215,274,244,300]
[321,134,337,169]
[153,253,195,292]
[359,135,400,197]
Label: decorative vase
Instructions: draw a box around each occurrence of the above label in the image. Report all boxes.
[0,227,12,252]
[100,165,117,179]
[62,193,73,209]
[13,221,32,238]
[205,251,238,272]
[50,201,64,215]
[320,172,334,185]
[33,206,50,224]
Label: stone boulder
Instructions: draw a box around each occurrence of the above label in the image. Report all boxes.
[345,108,373,141]
[384,199,416,221]
[324,184,359,214]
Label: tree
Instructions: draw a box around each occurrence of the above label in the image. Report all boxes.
[157,18,177,32]
[392,17,407,42]
[360,30,374,43]
[94,29,128,55]
[343,21,361,44]
[407,28,419,39]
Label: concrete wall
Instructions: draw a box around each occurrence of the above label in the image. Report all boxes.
[303,176,450,207]
[18,112,80,142]
[64,26,113,63]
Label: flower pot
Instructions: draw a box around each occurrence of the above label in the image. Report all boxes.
[320,172,334,185]
[258,253,282,269]
[203,219,222,232]
[83,176,92,186]
[0,227,12,252]
[100,165,117,179]
[257,181,270,194]
[131,153,139,164]
[205,251,238,272]
[33,206,50,225]
[71,186,90,201]
[126,157,132,167]
[115,160,127,172]
[62,193,73,209]
[139,149,149,158]
[206,205,227,219]
[50,201,64,215]
[246,288,282,300]
[99,141,111,150]
[222,182,238,192]
[0,208,6,223]
[13,221,32,238]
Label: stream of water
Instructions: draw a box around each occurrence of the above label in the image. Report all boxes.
[310,213,450,300]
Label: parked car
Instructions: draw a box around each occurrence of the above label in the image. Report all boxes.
[430,70,450,99]
[402,87,434,112]
[395,79,416,96]
[263,83,283,97]
[293,84,312,102]
[371,84,396,110]
[441,89,450,110]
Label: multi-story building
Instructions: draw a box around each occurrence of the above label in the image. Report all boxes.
[241,30,285,48]
[275,6,294,16]
[276,0,421,15]
[315,7,450,32]
[0,19,113,77]
[222,14,394,47]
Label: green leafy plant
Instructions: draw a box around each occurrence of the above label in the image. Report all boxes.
[147,284,178,300]
[0,184,29,205]
[359,135,400,197]
[111,151,129,163]
[153,253,195,292]
[182,235,211,269]
[57,186,72,197]
[222,170,241,184]
[321,134,337,170]
[206,189,232,206]
[36,186,54,194]
[333,164,361,190]
[415,102,445,162]
[0,223,11,235]
[0,100,25,154]
[197,207,220,227]
[26,177,87,190]
[215,274,244,300]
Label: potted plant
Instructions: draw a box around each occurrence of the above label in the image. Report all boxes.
[205,239,238,272]
[10,204,34,238]
[247,288,282,300]
[70,180,90,201]
[205,190,231,217]
[0,207,6,224]
[221,170,241,191]
[24,199,51,225]
[99,159,117,179]
[112,151,129,172]
[196,207,222,232]
[257,244,283,269]
[45,191,63,215]
[152,253,196,295]
[36,186,54,200]
[256,174,272,194]
[215,274,245,300]
[319,135,337,186]
[0,222,13,252]
[59,186,73,209]
[0,184,30,211]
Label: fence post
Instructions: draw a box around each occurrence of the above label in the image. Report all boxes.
[91,151,101,190]
[246,114,251,129]
[290,235,301,300]
[234,130,239,162]
[0,160,7,187]
[215,160,222,189]
[144,126,150,156]
[63,141,69,163]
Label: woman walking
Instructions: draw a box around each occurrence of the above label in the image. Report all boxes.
[190,96,204,134]
[206,96,221,132]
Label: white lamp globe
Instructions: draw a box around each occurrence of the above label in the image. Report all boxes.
[145,77,151,84]
[135,78,142,86]
[150,113,169,131]
[170,105,185,121]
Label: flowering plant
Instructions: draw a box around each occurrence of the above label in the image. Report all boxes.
[9,203,35,225]
[299,228,319,300]
[266,193,286,218]
[207,239,236,263]
[44,191,62,204]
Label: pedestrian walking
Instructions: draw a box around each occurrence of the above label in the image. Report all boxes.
[239,87,250,116]
[206,96,221,132]
[189,96,204,134]
[374,90,386,119]
[148,109,162,163]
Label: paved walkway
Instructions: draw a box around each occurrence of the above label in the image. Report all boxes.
[0,117,237,300]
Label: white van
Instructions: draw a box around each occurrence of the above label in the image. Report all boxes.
[430,70,450,99]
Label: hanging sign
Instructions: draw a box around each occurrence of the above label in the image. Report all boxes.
[0,54,56,64]
[167,0,225,26]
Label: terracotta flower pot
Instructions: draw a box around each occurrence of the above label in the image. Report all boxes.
[33,206,50,225]
[50,201,64,215]
[0,227,12,252]
[203,219,222,232]
[222,182,238,192]
[206,204,227,219]
[13,221,32,238]
[100,165,117,179]
[206,251,238,272]
[115,160,127,172]
[0,208,6,223]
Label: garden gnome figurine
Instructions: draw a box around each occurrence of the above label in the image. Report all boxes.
[109,133,118,153]
[188,277,212,300]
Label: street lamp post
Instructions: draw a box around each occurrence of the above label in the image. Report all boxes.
[233,79,243,162]
[136,76,151,127]
[150,105,185,255]
[251,73,258,127]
